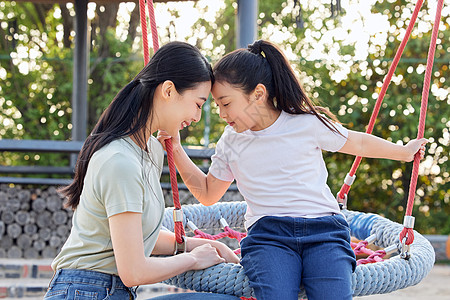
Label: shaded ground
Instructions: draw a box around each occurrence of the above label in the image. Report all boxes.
[354,264,450,300]
[136,264,450,299]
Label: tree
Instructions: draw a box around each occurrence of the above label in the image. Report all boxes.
[0,0,448,234]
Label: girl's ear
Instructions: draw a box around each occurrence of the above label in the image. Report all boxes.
[161,80,175,100]
[253,83,268,103]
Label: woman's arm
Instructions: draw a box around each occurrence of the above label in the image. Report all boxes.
[339,130,427,161]
[152,229,240,264]
[109,212,228,287]
[158,131,232,206]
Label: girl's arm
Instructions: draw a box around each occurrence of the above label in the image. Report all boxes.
[339,130,427,161]
[109,212,238,287]
[158,131,232,206]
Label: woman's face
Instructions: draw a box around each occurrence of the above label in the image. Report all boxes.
[211,81,260,133]
[158,81,211,136]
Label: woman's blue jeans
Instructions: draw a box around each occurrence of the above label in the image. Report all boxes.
[240,214,356,300]
[44,269,137,299]
[44,269,240,300]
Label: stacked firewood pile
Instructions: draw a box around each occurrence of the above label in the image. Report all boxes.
[0,184,244,259]
[0,185,72,259]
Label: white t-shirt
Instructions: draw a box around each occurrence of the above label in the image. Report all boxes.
[209,111,348,229]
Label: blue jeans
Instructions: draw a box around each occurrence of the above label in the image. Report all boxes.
[44,269,137,299]
[240,215,356,300]
[45,269,240,300]
[149,293,240,299]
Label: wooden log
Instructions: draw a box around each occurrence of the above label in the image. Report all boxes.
[24,247,39,259]
[0,191,9,202]
[29,211,37,223]
[20,201,30,211]
[24,223,38,235]
[7,198,21,212]
[32,197,47,212]
[1,211,15,224]
[49,235,61,248]
[36,211,52,228]
[7,246,22,259]
[38,228,52,241]
[0,235,13,249]
[42,247,56,258]
[52,211,67,225]
[47,195,62,212]
[17,234,32,249]
[7,223,22,239]
[56,225,70,238]
[33,239,46,251]
[0,221,4,239]
[15,211,30,226]
[17,190,31,202]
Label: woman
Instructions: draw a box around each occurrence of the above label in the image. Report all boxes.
[45,41,240,300]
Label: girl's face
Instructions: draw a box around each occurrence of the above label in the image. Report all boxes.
[211,81,261,133]
[157,81,211,136]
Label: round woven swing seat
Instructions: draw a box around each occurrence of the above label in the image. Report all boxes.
[161,201,435,298]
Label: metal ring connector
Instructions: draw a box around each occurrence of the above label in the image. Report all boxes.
[173,209,183,223]
[336,193,348,210]
[400,237,411,260]
[344,173,356,186]
[174,236,186,255]
[403,216,415,229]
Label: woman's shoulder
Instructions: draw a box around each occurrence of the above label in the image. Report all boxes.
[90,139,142,173]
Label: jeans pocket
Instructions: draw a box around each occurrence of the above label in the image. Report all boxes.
[44,284,68,299]
[74,289,99,300]
[330,214,350,232]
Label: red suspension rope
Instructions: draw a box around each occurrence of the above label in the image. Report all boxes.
[138,0,186,247]
[399,0,444,246]
[337,0,424,201]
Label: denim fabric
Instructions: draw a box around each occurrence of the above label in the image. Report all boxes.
[240,214,356,300]
[44,269,137,299]
[149,293,241,299]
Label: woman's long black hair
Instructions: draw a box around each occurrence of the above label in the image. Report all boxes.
[213,39,342,134]
[62,41,213,210]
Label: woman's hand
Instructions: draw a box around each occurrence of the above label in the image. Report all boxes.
[403,138,428,162]
[187,243,226,270]
[157,130,181,151]
[187,237,240,264]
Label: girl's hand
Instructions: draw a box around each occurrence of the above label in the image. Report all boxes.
[187,243,226,270]
[404,138,428,162]
[157,130,181,151]
[187,237,240,264]
[209,240,240,264]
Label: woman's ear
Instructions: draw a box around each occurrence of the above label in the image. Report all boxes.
[253,83,268,103]
[161,80,175,100]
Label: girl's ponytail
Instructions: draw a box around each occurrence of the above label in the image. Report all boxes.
[214,40,343,135]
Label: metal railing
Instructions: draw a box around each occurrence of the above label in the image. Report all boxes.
[0,139,237,191]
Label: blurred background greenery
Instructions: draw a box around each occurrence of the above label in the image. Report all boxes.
[0,0,448,234]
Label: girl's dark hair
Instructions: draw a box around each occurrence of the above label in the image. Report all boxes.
[61,41,213,210]
[213,39,341,134]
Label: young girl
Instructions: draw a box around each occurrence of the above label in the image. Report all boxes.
[158,40,427,300]
[45,42,240,300]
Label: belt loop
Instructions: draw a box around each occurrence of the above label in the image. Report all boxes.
[110,274,117,296]
[48,269,61,289]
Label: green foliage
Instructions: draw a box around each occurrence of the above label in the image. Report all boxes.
[0,0,448,234]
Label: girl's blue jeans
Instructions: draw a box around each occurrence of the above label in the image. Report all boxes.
[240,214,356,300]
[44,269,240,300]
